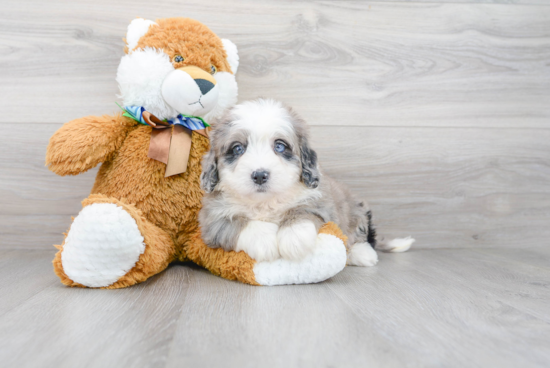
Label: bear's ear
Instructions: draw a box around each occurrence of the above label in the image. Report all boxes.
[221,39,239,74]
[126,18,158,52]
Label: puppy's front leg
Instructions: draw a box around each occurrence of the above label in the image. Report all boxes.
[236,221,280,262]
[277,209,323,261]
[200,215,249,252]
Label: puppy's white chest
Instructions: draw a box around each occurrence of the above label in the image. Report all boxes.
[243,203,288,224]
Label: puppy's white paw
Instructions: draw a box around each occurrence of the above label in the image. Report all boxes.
[236,220,280,262]
[347,242,378,266]
[277,220,317,261]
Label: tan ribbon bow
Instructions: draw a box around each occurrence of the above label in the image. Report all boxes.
[142,111,208,177]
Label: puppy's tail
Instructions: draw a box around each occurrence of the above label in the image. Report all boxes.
[365,210,415,252]
[375,236,415,253]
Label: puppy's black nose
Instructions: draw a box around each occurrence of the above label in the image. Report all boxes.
[194,79,215,95]
[251,170,269,185]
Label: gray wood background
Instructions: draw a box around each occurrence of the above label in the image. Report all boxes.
[1,1,550,367]
[0,0,549,250]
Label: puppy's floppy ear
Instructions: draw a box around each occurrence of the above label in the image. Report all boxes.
[200,151,219,193]
[299,136,320,189]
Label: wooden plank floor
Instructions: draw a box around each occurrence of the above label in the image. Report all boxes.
[0,248,549,368]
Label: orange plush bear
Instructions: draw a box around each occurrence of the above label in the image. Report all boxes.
[46,17,348,288]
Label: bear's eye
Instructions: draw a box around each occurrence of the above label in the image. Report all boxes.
[210,65,217,75]
[174,55,184,63]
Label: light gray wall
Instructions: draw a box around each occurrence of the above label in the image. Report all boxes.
[1,0,549,249]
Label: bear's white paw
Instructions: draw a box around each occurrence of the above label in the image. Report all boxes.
[277,220,317,261]
[236,220,280,262]
[61,203,146,287]
[347,242,379,267]
[253,233,347,286]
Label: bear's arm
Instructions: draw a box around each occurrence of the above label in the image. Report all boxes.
[46,114,136,176]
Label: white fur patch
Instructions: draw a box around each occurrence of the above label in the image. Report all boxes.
[221,38,239,74]
[347,242,378,267]
[236,220,280,262]
[253,233,347,286]
[116,48,177,120]
[377,237,415,253]
[126,18,157,52]
[277,220,317,261]
[231,99,295,141]
[61,203,146,288]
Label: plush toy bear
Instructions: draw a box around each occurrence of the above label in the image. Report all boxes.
[46,17,348,288]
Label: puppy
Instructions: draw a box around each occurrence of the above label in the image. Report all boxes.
[199,99,413,265]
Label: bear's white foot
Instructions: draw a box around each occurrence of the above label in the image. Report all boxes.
[253,233,347,286]
[347,242,378,267]
[61,203,146,287]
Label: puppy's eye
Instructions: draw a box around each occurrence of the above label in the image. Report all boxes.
[274,140,287,153]
[174,55,184,63]
[232,143,245,155]
[210,65,217,75]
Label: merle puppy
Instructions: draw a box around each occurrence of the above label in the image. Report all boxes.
[199,99,413,264]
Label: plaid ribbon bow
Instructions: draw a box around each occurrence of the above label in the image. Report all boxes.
[123,105,210,130]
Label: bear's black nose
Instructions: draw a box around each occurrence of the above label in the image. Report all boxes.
[194,79,215,95]
[251,170,270,185]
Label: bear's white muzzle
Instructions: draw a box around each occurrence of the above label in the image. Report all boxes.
[162,66,219,117]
